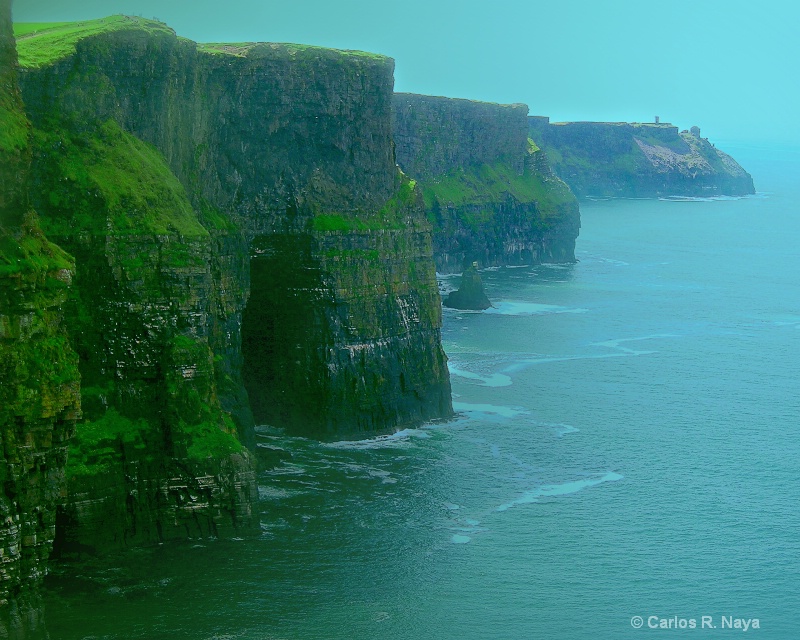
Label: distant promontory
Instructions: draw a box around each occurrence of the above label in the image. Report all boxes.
[528,117,755,199]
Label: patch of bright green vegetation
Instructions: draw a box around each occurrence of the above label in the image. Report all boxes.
[311,177,419,232]
[0,85,29,153]
[163,335,243,462]
[0,219,73,277]
[422,152,574,212]
[181,413,242,462]
[66,408,151,478]
[13,22,74,37]
[36,119,207,239]
[196,40,389,62]
[14,16,174,69]
[196,42,257,57]
[0,327,79,431]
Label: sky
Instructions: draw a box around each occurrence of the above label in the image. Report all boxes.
[11,0,799,145]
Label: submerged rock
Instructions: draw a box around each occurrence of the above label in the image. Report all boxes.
[444,263,492,310]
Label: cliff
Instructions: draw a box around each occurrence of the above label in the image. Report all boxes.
[12,16,451,557]
[392,94,580,272]
[1,3,80,636]
[527,117,755,199]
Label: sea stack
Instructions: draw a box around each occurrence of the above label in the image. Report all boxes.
[444,262,492,310]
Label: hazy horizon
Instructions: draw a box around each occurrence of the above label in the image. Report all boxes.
[12,0,798,146]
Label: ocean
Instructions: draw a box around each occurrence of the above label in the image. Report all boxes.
[44,144,800,639]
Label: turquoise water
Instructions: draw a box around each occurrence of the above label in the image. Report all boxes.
[45,146,800,639]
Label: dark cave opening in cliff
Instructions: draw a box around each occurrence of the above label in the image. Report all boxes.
[241,236,328,433]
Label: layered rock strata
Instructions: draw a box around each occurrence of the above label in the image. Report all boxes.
[392,93,580,272]
[12,17,452,555]
[527,117,755,198]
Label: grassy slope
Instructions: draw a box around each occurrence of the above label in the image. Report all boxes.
[422,143,574,215]
[14,16,174,68]
[0,86,28,152]
[196,40,388,62]
[0,218,73,277]
[37,119,207,239]
[14,16,387,69]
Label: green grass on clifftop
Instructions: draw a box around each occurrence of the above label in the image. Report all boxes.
[197,41,389,62]
[422,151,574,213]
[14,16,175,68]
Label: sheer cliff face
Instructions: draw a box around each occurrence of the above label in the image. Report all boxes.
[392,94,580,273]
[528,118,756,198]
[1,4,80,636]
[17,21,451,449]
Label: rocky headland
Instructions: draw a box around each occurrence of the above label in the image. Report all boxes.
[528,117,755,199]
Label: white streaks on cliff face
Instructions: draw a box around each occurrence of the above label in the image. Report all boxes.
[396,295,420,331]
[634,137,708,172]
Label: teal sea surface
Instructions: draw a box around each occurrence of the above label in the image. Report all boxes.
[45,145,800,639]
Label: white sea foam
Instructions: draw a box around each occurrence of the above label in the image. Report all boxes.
[659,194,751,202]
[501,334,679,374]
[448,516,486,544]
[448,365,512,387]
[452,402,527,418]
[538,422,579,437]
[502,352,632,373]
[484,301,588,316]
[323,428,431,450]
[591,334,680,353]
[496,471,624,512]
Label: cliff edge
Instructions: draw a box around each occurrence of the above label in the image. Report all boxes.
[12,16,452,557]
[528,117,755,199]
[393,94,580,273]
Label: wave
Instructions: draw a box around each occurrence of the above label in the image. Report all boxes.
[452,402,527,418]
[484,301,588,316]
[496,471,624,512]
[448,364,512,387]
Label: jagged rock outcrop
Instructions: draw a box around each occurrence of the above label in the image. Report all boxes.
[392,94,580,273]
[12,17,451,552]
[1,3,80,636]
[443,263,492,310]
[527,117,755,198]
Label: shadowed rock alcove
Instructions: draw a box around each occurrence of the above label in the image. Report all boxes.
[242,234,332,435]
